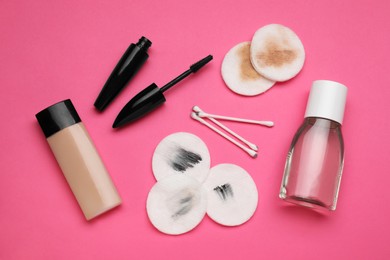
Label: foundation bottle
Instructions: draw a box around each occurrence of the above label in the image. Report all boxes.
[279,80,348,211]
[36,99,122,220]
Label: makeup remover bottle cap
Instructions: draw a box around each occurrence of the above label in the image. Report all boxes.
[304,80,348,124]
[36,99,81,138]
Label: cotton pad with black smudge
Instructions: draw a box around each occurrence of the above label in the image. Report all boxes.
[152,132,211,183]
[250,24,305,82]
[203,164,258,226]
[221,41,275,96]
[146,174,207,235]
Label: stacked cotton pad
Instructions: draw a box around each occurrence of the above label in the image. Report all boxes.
[147,132,258,235]
[222,24,305,96]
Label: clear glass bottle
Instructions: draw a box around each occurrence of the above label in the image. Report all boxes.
[279,80,348,211]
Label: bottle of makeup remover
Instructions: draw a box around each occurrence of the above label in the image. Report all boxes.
[36,99,122,220]
[279,80,348,211]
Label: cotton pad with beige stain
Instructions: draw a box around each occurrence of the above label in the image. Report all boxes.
[250,24,305,82]
[221,41,275,96]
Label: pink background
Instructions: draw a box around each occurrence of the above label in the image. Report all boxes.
[1,0,389,259]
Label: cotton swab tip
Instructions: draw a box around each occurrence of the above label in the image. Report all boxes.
[192,106,202,113]
[249,144,258,151]
[191,112,200,120]
[248,149,258,158]
[263,121,274,127]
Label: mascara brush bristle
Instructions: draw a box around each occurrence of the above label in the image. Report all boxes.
[190,55,213,73]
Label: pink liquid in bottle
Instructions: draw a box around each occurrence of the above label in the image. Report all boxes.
[279,80,347,211]
[280,118,344,210]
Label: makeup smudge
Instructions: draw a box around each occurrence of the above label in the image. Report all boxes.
[171,195,193,219]
[167,189,197,219]
[256,36,297,68]
[214,183,234,201]
[238,42,262,81]
[170,147,202,172]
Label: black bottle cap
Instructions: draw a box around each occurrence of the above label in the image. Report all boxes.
[36,99,81,138]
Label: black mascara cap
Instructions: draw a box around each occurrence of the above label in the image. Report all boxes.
[36,99,81,138]
[94,36,152,111]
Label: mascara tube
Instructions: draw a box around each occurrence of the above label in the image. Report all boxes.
[94,36,152,111]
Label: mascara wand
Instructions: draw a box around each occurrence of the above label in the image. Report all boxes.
[113,55,213,128]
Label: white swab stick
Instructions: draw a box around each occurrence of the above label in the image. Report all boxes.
[193,106,258,151]
[191,112,257,158]
[208,117,258,151]
[192,106,274,127]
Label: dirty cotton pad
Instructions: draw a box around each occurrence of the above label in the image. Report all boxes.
[203,164,258,226]
[250,24,305,82]
[152,132,211,183]
[146,174,207,235]
[222,41,275,96]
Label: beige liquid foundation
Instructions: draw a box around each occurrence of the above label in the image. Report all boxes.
[36,99,121,220]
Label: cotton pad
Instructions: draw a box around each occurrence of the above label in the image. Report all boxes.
[146,174,207,235]
[222,41,275,96]
[203,164,258,226]
[250,24,305,82]
[152,132,211,183]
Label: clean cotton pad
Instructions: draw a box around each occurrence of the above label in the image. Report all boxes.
[250,24,305,82]
[146,174,207,235]
[222,41,275,96]
[203,164,258,226]
[152,132,211,183]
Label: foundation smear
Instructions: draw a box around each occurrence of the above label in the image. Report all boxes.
[221,41,276,96]
[256,37,297,68]
[239,43,262,81]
